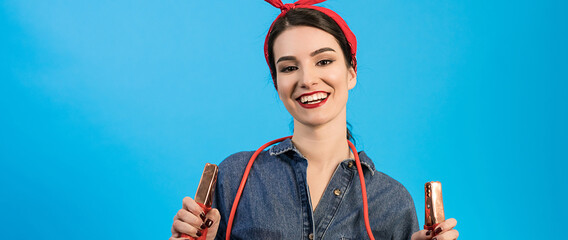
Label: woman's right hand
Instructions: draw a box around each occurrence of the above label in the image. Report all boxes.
[170,196,221,240]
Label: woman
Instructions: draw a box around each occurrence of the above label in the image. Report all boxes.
[171,1,458,239]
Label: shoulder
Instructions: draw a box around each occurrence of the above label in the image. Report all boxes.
[219,151,255,169]
[213,151,256,209]
[217,151,255,180]
[365,168,419,232]
[219,148,282,168]
[358,152,413,206]
[213,150,277,209]
[217,150,278,180]
[370,171,414,205]
[358,153,414,212]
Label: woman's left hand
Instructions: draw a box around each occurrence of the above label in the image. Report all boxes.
[411,218,459,240]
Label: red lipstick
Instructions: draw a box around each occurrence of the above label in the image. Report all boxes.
[296,91,329,109]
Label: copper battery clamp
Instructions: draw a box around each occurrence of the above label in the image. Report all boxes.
[424,181,445,236]
[181,163,218,240]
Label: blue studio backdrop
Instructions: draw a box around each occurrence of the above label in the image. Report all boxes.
[1,0,566,239]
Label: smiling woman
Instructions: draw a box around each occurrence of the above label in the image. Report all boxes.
[273,26,356,133]
[268,7,358,143]
[170,1,458,240]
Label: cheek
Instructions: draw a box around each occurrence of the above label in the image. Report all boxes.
[277,89,287,102]
[276,77,295,97]
[325,71,349,90]
[276,86,292,104]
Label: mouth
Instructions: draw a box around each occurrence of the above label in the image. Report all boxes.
[296,91,329,109]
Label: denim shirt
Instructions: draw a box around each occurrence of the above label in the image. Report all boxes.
[212,138,419,240]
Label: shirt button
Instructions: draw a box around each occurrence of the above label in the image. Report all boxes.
[347,161,354,168]
[308,233,314,239]
[334,188,342,196]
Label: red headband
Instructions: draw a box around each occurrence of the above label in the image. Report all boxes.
[264,0,357,88]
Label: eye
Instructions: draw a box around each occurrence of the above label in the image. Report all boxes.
[280,66,298,73]
[317,59,334,66]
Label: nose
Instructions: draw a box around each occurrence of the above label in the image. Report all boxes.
[298,66,318,89]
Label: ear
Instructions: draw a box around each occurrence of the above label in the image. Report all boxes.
[347,66,357,90]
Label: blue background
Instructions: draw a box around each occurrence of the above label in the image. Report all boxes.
[1,0,566,239]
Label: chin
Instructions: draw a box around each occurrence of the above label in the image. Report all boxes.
[294,115,334,127]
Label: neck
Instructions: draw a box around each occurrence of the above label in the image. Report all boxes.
[291,113,352,169]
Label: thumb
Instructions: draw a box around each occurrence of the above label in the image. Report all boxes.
[205,208,221,240]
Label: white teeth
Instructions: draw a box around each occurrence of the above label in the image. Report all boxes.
[299,92,328,104]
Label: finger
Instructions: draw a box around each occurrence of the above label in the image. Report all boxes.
[183,197,206,220]
[431,229,459,240]
[204,208,221,240]
[171,214,182,237]
[205,208,221,227]
[411,229,433,240]
[433,218,457,235]
[172,218,201,238]
[178,208,206,230]
[171,223,180,237]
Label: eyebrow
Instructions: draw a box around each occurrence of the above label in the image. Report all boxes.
[276,47,336,64]
[276,56,297,64]
[310,47,335,57]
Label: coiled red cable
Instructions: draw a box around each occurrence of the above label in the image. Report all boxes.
[225,136,375,240]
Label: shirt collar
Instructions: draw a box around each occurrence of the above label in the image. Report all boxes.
[268,138,376,175]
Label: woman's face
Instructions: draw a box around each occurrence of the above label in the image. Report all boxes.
[273,26,356,128]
